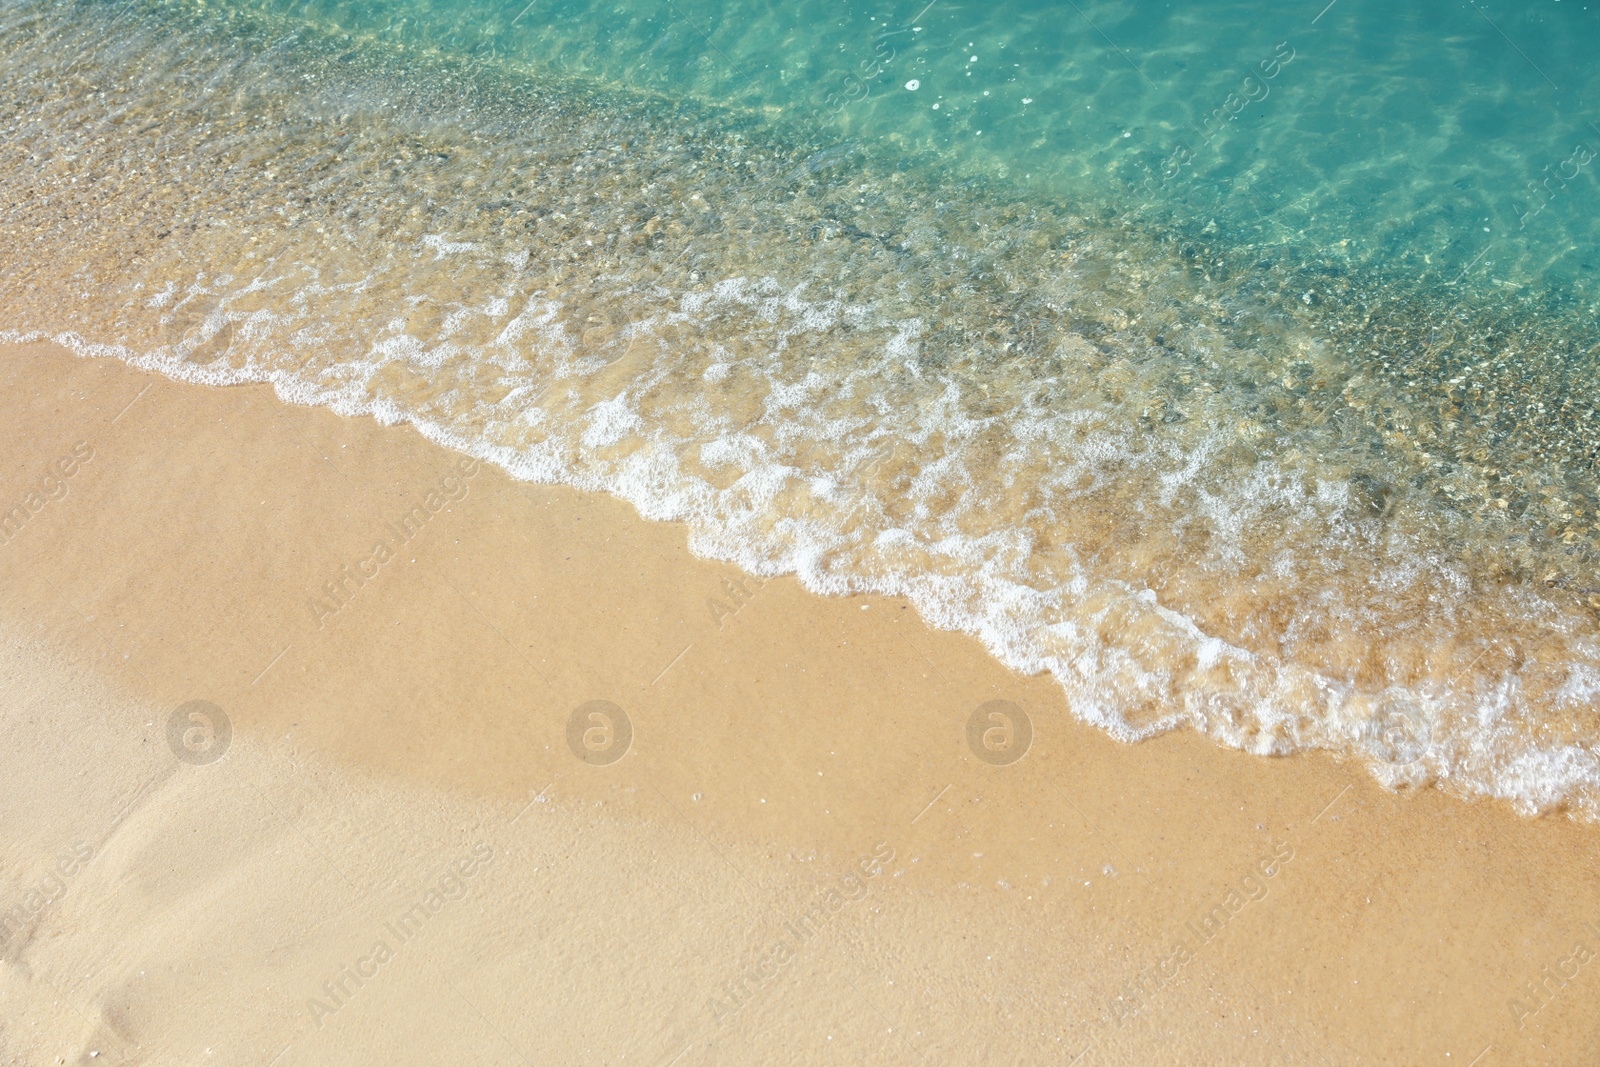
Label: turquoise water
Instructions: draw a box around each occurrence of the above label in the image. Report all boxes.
[262,0,1600,296]
[3,0,1600,816]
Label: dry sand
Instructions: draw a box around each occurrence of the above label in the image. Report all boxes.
[2,337,1599,1065]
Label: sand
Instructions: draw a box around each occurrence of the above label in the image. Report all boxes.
[1,337,1598,1065]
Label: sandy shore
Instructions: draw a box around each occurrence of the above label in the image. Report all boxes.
[1,337,1598,1065]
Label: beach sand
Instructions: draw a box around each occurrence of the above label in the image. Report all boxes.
[2,337,1598,1065]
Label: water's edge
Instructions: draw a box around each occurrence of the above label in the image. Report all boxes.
[4,0,1599,820]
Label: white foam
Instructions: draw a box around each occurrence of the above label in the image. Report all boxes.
[5,0,1598,821]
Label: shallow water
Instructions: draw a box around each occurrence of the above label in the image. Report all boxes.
[3,0,1600,817]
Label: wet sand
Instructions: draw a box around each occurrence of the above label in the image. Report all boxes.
[2,337,1599,1065]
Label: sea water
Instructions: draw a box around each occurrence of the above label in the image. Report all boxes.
[2,0,1599,816]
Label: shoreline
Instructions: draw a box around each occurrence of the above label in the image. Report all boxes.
[4,337,1600,1064]
[8,0,1600,822]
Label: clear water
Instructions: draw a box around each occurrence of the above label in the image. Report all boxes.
[3,0,1600,816]
[257,0,1600,295]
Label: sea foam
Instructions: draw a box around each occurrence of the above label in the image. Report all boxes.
[4,0,1600,819]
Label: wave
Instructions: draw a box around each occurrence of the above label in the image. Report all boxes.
[4,0,1600,818]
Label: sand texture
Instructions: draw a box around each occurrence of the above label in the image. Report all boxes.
[3,339,1600,1065]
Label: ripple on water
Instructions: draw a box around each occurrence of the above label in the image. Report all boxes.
[3,0,1599,819]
